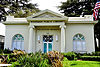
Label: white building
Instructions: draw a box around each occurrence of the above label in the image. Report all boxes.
[3,9,97,53]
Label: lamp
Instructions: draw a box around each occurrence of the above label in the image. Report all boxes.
[56,35,58,41]
[38,35,40,43]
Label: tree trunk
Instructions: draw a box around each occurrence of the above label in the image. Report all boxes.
[99,38,100,51]
[94,35,97,51]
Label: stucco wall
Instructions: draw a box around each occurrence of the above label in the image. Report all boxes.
[4,23,95,53]
[4,25,29,52]
[35,26,61,52]
[65,23,95,53]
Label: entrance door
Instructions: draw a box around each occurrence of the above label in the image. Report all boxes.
[43,35,53,53]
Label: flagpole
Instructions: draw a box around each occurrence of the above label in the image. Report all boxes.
[97,0,100,51]
[97,0,100,20]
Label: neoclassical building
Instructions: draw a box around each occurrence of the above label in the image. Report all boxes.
[3,9,97,53]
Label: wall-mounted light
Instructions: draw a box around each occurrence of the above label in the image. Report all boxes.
[56,35,58,42]
[38,35,40,41]
[38,35,40,43]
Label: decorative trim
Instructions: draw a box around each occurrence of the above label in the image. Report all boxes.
[60,25,66,28]
[68,21,98,24]
[28,25,35,29]
[27,9,68,19]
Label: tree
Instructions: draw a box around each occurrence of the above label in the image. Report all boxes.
[94,20,100,51]
[59,0,100,51]
[59,0,96,17]
[0,0,40,21]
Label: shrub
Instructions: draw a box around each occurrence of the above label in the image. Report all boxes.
[0,49,3,54]
[74,53,82,59]
[47,51,64,67]
[0,49,13,54]
[80,56,100,61]
[0,54,21,64]
[62,57,70,67]
[3,49,12,54]
[11,51,50,67]
[91,52,100,56]
[75,51,100,59]
[13,49,26,55]
[62,52,76,60]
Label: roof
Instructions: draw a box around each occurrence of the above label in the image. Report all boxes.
[68,15,97,24]
[3,9,98,25]
[27,9,68,22]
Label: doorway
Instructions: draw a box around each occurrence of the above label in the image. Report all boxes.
[43,35,53,53]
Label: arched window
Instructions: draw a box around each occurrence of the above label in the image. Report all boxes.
[73,34,86,52]
[12,34,24,50]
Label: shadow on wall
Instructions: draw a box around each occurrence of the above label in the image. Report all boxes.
[94,22,100,51]
[0,35,5,50]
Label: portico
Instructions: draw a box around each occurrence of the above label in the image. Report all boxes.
[26,9,68,53]
[28,21,67,53]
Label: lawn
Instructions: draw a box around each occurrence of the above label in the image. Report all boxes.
[62,58,100,67]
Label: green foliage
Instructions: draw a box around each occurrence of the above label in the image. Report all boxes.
[0,49,3,54]
[62,52,76,60]
[3,49,12,54]
[0,0,40,21]
[0,49,26,64]
[62,57,100,67]
[59,0,96,17]
[11,61,21,67]
[0,49,12,54]
[75,51,100,57]
[80,56,100,61]
[69,61,100,67]
[0,50,50,66]
[62,57,70,67]
[11,51,50,67]
[91,51,100,56]
[0,54,21,64]
[74,51,100,61]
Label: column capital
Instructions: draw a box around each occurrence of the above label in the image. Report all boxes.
[59,25,66,28]
[29,25,35,29]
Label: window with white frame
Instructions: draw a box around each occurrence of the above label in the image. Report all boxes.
[12,34,24,50]
[73,34,86,52]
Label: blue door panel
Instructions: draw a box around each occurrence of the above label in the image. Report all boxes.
[44,43,47,53]
[48,43,52,51]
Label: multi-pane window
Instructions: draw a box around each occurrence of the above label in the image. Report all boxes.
[73,34,86,52]
[12,34,24,50]
[43,35,53,53]
[43,35,53,42]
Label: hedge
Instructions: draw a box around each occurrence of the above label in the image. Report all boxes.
[62,52,76,60]
[80,56,100,61]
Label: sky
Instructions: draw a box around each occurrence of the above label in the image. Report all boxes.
[0,0,66,36]
[31,0,66,13]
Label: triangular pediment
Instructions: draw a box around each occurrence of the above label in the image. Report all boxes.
[33,13,61,18]
[27,9,68,21]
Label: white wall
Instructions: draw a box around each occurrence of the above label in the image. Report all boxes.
[4,25,29,52]
[36,26,61,52]
[65,23,95,53]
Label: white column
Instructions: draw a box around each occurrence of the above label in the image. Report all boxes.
[28,26,35,53]
[33,28,36,53]
[60,25,66,52]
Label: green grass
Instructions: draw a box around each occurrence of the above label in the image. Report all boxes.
[62,58,100,67]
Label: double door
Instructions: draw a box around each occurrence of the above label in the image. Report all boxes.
[43,35,53,53]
